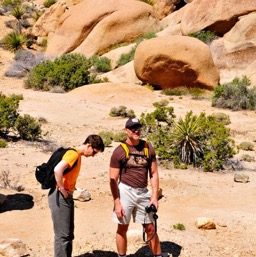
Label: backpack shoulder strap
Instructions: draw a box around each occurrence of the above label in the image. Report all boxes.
[120,142,129,160]
[143,140,149,159]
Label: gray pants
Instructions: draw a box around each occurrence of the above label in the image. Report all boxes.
[48,188,74,257]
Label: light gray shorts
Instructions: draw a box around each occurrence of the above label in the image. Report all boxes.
[112,182,154,225]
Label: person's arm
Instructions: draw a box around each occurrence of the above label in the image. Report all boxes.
[54,160,70,198]
[149,160,160,209]
[109,167,125,219]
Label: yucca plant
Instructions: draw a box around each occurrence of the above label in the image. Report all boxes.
[171,111,204,165]
[10,5,24,20]
[1,30,27,52]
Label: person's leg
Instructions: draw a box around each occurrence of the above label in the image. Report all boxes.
[48,189,61,257]
[145,223,162,256]
[116,224,129,256]
[48,189,74,257]
[58,193,74,257]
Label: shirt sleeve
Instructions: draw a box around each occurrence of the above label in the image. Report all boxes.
[62,149,79,168]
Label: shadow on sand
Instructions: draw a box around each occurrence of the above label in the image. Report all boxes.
[75,241,182,257]
[0,193,34,213]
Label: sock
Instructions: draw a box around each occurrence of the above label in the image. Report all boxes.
[118,255,126,257]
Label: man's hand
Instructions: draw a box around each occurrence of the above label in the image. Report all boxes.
[115,203,125,220]
[58,187,69,199]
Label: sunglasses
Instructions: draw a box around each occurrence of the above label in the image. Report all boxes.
[92,148,98,156]
[129,127,142,132]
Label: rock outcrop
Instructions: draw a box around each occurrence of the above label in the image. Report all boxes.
[44,0,160,57]
[180,0,256,35]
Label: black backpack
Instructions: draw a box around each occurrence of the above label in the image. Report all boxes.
[35,147,78,189]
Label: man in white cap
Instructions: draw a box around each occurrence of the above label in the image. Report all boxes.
[109,117,162,257]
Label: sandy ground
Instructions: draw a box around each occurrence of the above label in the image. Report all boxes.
[1,44,256,257]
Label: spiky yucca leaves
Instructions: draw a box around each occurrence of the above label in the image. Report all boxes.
[171,111,204,165]
[1,30,26,52]
[10,5,24,20]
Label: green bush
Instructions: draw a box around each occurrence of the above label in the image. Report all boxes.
[140,106,236,171]
[117,47,136,67]
[90,55,111,72]
[98,131,114,146]
[1,30,27,52]
[212,76,256,110]
[0,93,42,141]
[113,131,127,142]
[212,112,231,125]
[1,0,21,7]
[117,32,156,67]
[239,141,255,151]
[189,30,218,44]
[241,154,254,162]
[43,0,56,8]
[162,87,205,98]
[26,53,96,91]
[0,139,8,148]
[109,106,135,118]
[0,93,23,136]
[10,4,24,19]
[15,114,42,140]
[173,223,186,230]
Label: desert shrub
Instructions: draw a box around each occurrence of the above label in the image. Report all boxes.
[117,32,156,67]
[15,114,42,140]
[162,87,205,98]
[239,141,254,151]
[211,112,231,125]
[189,30,218,44]
[139,0,154,5]
[117,47,136,67]
[43,0,56,8]
[0,170,24,191]
[90,55,111,72]
[153,100,169,108]
[10,4,24,19]
[140,106,236,171]
[5,50,48,78]
[1,0,21,8]
[98,131,114,146]
[0,139,8,148]
[113,131,127,142]
[0,93,42,141]
[0,93,22,136]
[212,76,256,110]
[109,106,135,118]
[1,30,27,52]
[26,53,98,91]
[241,154,254,162]
[173,223,186,230]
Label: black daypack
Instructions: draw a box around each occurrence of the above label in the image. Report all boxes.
[35,147,78,189]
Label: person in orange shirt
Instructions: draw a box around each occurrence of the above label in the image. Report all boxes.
[48,134,105,257]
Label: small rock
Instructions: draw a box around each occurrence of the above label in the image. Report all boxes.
[234,172,249,183]
[73,188,91,202]
[195,217,216,229]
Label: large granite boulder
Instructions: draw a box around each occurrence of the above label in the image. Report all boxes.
[44,0,160,57]
[210,12,256,83]
[180,0,256,35]
[134,35,219,90]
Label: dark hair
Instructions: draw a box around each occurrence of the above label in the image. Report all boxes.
[83,134,105,152]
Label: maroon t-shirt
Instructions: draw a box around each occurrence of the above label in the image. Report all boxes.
[110,140,156,188]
